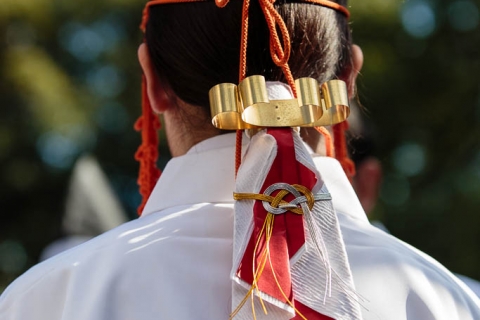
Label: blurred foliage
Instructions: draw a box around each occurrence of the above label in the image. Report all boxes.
[0,0,479,293]
[353,0,480,281]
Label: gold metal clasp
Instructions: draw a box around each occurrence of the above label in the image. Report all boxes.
[209,75,350,130]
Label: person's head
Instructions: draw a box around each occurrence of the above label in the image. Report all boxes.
[138,0,363,156]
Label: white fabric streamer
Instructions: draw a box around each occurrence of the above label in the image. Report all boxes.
[231,82,362,319]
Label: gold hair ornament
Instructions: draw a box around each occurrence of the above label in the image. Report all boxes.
[209,75,349,130]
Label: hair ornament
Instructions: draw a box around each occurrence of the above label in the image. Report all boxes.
[210,75,350,130]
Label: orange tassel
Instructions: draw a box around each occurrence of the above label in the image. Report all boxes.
[235,130,243,177]
[332,121,356,181]
[134,74,162,215]
[314,126,334,157]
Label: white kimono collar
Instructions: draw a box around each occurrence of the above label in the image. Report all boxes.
[141,133,369,224]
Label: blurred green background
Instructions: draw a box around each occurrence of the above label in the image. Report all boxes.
[0,0,479,292]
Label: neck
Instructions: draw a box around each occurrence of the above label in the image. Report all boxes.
[163,104,222,157]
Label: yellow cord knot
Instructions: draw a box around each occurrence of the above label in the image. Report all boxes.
[231,183,331,319]
[234,183,330,215]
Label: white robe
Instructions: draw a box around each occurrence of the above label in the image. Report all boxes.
[0,133,479,320]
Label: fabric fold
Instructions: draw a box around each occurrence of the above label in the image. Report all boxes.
[232,128,363,319]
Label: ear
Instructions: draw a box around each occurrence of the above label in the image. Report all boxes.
[345,44,364,99]
[138,43,171,113]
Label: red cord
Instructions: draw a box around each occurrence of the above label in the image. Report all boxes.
[134,75,162,215]
[315,126,334,157]
[332,121,356,181]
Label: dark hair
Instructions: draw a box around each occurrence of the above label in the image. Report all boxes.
[145,0,352,117]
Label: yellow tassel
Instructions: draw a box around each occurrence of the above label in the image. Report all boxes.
[231,183,317,319]
[230,213,272,319]
[230,212,307,320]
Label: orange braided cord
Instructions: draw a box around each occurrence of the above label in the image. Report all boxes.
[238,0,251,82]
[234,0,249,176]
[315,126,334,157]
[333,121,356,181]
[258,0,297,95]
[134,75,162,215]
[235,130,243,176]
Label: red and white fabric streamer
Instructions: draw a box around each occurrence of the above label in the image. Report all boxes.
[231,83,363,320]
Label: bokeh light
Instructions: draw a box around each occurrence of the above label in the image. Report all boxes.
[36,131,80,169]
[91,15,125,52]
[58,16,126,63]
[448,0,479,32]
[401,0,436,38]
[95,102,129,134]
[87,65,126,98]
[36,126,96,169]
[392,142,427,177]
[59,22,105,62]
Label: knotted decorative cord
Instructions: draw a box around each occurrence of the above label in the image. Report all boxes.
[258,0,295,93]
[234,183,331,215]
[233,182,333,319]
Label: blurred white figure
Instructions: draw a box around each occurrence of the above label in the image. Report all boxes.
[40,155,127,261]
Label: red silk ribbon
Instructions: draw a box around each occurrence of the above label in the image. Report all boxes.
[236,128,333,319]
